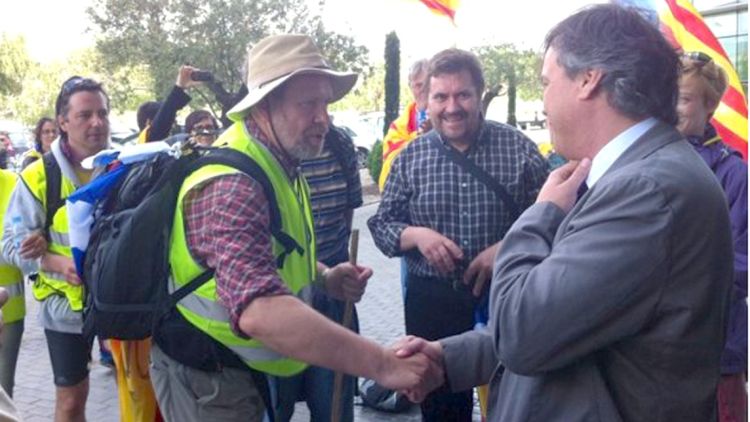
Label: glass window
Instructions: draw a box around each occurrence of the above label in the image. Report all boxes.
[738,10,747,35]
[706,13,738,37]
[693,0,740,11]
[736,36,748,89]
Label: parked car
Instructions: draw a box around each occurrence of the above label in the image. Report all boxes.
[337,121,379,169]
[109,123,139,146]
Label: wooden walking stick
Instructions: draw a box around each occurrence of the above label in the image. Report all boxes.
[331,229,359,422]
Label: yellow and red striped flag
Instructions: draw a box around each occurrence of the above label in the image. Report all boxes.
[623,0,747,159]
[417,0,460,24]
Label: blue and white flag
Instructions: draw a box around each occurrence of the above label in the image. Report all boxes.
[67,141,177,277]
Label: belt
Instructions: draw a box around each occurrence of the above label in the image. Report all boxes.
[407,273,473,293]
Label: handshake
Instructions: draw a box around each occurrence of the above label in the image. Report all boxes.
[375,336,446,403]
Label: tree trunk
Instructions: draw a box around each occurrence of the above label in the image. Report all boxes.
[506,72,517,127]
[481,84,501,116]
[383,32,400,137]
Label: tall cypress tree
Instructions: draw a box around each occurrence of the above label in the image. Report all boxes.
[383,31,400,136]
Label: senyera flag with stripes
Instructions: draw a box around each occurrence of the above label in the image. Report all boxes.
[617,0,748,160]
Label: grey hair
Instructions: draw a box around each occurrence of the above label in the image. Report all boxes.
[408,59,429,82]
[544,3,680,125]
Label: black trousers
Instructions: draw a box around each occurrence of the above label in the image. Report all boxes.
[405,273,476,422]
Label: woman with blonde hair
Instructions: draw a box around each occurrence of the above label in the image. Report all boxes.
[678,51,747,422]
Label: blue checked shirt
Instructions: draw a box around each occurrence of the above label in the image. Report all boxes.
[368,120,549,279]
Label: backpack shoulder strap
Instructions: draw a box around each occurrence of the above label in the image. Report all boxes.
[325,126,355,194]
[430,136,521,221]
[194,148,303,268]
[42,152,63,236]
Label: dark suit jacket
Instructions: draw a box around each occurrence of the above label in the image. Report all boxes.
[441,122,733,421]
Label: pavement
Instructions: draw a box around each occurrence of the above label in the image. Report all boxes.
[9,171,482,421]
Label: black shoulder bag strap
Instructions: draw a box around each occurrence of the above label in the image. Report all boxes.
[431,136,521,220]
[42,152,64,239]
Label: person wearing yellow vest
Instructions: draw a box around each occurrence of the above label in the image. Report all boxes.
[107,65,209,422]
[149,34,444,422]
[0,170,27,398]
[378,59,429,192]
[2,76,111,422]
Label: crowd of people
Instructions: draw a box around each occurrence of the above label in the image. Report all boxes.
[0,3,745,422]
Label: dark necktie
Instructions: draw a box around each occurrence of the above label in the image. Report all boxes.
[576,182,589,203]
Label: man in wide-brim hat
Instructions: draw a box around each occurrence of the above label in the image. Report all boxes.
[149,34,444,422]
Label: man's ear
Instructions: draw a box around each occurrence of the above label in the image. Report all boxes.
[57,114,68,133]
[577,68,604,100]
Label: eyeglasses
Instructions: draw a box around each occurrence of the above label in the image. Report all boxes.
[683,51,713,67]
[61,76,85,95]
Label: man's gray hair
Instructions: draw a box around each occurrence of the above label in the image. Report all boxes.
[409,59,429,82]
[544,4,680,125]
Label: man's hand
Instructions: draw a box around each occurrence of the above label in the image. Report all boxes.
[40,254,81,286]
[176,65,203,90]
[323,263,373,302]
[391,335,446,402]
[375,340,445,403]
[19,231,47,260]
[408,227,464,276]
[536,159,591,214]
[462,242,501,297]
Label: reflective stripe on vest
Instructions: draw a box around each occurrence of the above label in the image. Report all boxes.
[168,279,288,362]
[20,158,83,311]
[169,122,317,376]
[48,230,69,246]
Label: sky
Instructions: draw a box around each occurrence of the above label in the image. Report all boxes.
[3,0,599,65]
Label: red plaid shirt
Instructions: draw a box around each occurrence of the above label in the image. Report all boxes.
[183,120,300,336]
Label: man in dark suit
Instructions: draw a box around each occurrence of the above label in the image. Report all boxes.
[396,4,734,421]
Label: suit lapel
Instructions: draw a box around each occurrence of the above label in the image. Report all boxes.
[554,121,683,243]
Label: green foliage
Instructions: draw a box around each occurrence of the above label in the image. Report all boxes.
[0,39,155,125]
[86,0,369,116]
[332,64,381,113]
[473,44,542,125]
[367,139,383,183]
[384,32,400,136]
[0,34,33,99]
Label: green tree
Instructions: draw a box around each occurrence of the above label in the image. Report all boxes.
[333,63,382,113]
[383,31,400,136]
[87,0,369,115]
[474,44,542,126]
[0,34,34,116]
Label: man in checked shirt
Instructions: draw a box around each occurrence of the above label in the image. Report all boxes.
[149,34,443,422]
[368,48,549,422]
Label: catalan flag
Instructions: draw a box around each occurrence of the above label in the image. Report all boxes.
[620,0,748,159]
[417,0,460,24]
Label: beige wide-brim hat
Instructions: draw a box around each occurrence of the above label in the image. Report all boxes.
[227,34,358,122]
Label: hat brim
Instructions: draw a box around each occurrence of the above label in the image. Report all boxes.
[227,68,358,122]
